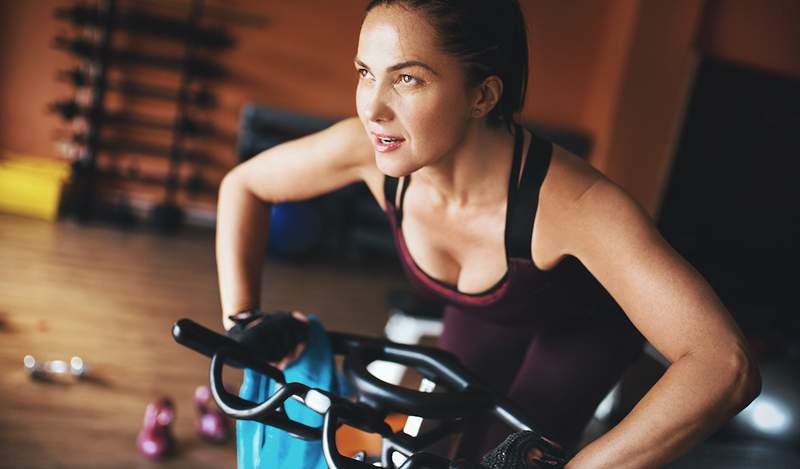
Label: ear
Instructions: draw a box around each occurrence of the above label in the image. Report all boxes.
[470,75,504,119]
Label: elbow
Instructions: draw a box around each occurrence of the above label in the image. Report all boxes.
[724,346,762,413]
[218,167,260,205]
[219,167,243,198]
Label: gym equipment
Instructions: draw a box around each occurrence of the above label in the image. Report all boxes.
[58,0,117,222]
[195,385,230,443]
[23,355,89,381]
[58,68,217,108]
[55,4,235,49]
[149,201,185,234]
[370,290,445,385]
[53,36,228,80]
[722,326,800,445]
[268,202,323,258]
[54,0,234,227]
[172,318,568,468]
[90,165,213,195]
[727,360,800,445]
[50,99,217,137]
[70,132,219,167]
[237,105,339,160]
[136,397,176,458]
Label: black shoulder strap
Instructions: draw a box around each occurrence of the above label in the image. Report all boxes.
[384,173,412,222]
[383,175,399,209]
[506,131,553,260]
[507,125,525,206]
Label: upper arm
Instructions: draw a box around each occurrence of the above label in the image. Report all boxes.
[226,116,382,205]
[563,178,750,364]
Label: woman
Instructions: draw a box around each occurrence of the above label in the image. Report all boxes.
[216,1,761,466]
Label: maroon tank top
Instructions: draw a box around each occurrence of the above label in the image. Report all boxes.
[383,125,634,328]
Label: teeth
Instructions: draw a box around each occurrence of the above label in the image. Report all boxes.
[379,137,398,144]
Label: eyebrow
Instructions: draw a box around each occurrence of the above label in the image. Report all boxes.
[354,58,438,75]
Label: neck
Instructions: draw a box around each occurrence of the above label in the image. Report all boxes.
[414,120,516,208]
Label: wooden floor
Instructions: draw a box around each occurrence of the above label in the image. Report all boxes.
[0,214,406,468]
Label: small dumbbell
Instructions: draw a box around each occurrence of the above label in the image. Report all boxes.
[136,397,176,458]
[24,355,89,381]
[194,384,230,443]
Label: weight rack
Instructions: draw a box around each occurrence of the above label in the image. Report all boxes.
[52,0,237,232]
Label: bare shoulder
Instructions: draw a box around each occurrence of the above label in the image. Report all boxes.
[537,142,650,261]
[541,143,606,209]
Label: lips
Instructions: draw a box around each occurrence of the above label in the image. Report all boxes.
[371,132,405,153]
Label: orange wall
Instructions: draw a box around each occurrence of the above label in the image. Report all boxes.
[601,0,705,214]
[700,0,800,79]
[0,1,74,158]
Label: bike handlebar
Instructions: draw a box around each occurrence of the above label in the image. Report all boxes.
[172,318,559,469]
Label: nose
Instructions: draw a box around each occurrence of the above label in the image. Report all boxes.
[360,84,394,124]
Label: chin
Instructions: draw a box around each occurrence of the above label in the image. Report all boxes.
[374,152,416,178]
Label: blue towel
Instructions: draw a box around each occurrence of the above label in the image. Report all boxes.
[236,315,346,469]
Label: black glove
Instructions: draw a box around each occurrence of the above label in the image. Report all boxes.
[477,431,568,469]
[225,310,309,365]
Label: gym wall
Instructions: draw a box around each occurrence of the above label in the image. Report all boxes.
[0,0,798,219]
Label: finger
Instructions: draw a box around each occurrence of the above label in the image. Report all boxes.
[292,342,306,359]
[526,447,545,464]
[285,343,306,365]
[291,310,309,322]
[272,342,306,370]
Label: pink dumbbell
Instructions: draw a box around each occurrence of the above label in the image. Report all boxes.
[136,397,176,458]
[194,384,230,443]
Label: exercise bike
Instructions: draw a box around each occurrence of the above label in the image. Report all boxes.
[172,317,567,468]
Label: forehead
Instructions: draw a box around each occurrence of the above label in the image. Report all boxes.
[358,5,443,65]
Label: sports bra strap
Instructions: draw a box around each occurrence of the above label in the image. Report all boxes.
[383,174,411,222]
[383,174,399,210]
[506,131,553,260]
[507,124,525,204]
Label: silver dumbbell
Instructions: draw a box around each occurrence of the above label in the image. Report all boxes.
[24,355,89,380]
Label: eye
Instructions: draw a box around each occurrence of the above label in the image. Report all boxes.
[357,68,371,79]
[399,74,419,85]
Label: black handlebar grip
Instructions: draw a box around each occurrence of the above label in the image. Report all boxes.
[172,319,250,368]
[226,311,310,365]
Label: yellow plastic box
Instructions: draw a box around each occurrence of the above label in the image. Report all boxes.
[0,152,71,221]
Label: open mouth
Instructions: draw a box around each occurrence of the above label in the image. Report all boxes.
[372,132,405,152]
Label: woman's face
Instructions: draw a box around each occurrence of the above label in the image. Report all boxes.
[355,5,474,177]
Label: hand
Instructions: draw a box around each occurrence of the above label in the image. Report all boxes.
[479,431,568,469]
[275,311,308,369]
[226,310,310,370]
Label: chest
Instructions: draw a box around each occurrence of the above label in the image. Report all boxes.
[398,187,565,295]
[399,190,509,294]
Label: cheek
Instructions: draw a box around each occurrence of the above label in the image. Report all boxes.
[403,91,468,155]
[355,85,368,123]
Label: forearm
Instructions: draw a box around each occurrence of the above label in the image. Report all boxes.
[566,349,760,468]
[216,170,271,330]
